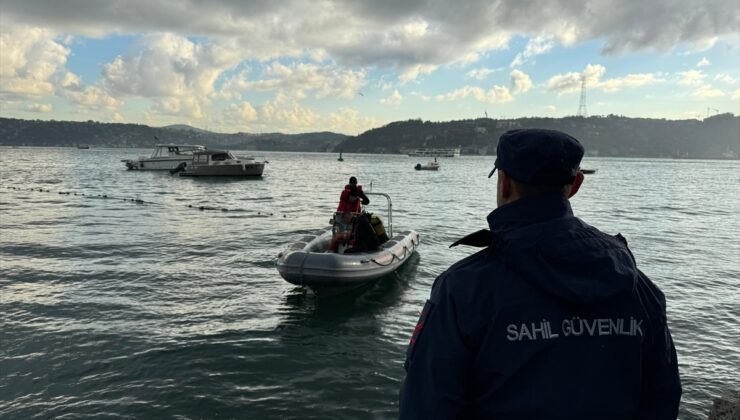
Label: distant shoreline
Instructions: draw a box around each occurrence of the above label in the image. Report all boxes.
[3,145,738,161]
[2,115,738,159]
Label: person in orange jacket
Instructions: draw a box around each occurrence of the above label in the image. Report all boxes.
[337,176,369,213]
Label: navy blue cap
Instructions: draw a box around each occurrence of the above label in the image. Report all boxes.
[488,129,584,185]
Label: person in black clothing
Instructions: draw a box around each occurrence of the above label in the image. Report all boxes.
[400,129,681,419]
[344,212,380,254]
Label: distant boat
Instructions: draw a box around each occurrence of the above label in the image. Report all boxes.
[338,152,344,161]
[176,149,266,177]
[581,168,597,174]
[121,143,204,170]
[414,157,440,171]
[77,145,90,149]
[408,147,460,157]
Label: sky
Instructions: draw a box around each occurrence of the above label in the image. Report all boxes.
[1,0,739,135]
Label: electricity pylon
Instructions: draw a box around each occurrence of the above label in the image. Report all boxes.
[577,75,588,117]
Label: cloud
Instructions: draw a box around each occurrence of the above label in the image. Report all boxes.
[2,1,738,130]
[255,93,318,132]
[225,101,258,122]
[510,35,556,68]
[510,70,532,94]
[715,74,739,84]
[59,71,81,89]
[324,107,383,135]
[4,0,734,69]
[102,33,241,98]
[25,103,53,112]
[696,57,711,67]
[153,96,204,119]
[436,85,514,104]
[380,90,403,107]
[677,70,706,86]
[547,64,606,93]
[0,24,70,99]
[62,85,121,110]
[466,67,499,80]
[692,84,725,98]
[545,105,557,112]
[99,33,244,119]
[399,64,438,83]
[732,89,740,100]
[237,62,367,99]
[232,93,381,134]
[598,73,665,92]
[218,97,381,134]
[548,64,664,93]
[221,101,258,131]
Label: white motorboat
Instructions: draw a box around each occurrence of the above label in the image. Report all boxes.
[414,157,440,171]
[276,193,420,288]
[176,149,266,177]
[122,144,204,170]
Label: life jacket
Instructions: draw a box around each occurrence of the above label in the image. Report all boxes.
[369,213,389,243]
[337,184,364,212]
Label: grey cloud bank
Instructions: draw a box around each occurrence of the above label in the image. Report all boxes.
[3,0,738,69]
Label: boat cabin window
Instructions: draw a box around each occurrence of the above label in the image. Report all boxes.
[195,154,209,164]
[211,153,231,161]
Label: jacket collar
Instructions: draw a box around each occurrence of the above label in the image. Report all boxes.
[450,193,573,248]
[487,193,573,235]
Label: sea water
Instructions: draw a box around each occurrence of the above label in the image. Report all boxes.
[1,147,738,419]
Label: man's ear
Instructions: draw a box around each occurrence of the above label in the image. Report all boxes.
[568,171,585,198]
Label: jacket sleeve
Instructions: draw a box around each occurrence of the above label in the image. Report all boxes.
[358,188,370,205]
[399,276,471,419]
[636,273,682,419]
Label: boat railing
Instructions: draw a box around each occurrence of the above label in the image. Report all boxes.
[364,192,392,238]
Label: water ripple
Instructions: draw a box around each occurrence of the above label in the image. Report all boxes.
[1,150,738,419]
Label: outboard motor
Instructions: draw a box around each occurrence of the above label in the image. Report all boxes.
[170,162,187,174]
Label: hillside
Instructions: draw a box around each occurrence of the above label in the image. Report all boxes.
[1,115,738,158]
[337,114,740,159]
[0,118,347,152]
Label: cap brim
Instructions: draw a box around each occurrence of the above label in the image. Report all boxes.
[487,166,497,178]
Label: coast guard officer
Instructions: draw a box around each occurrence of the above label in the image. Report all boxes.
[399,129,681,419]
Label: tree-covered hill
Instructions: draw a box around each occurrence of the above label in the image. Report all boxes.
[0,118,347,152]
[1,114,738,159]
[337,114,740,159]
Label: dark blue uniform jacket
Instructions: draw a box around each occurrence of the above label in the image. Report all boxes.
[400,194,681,419]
